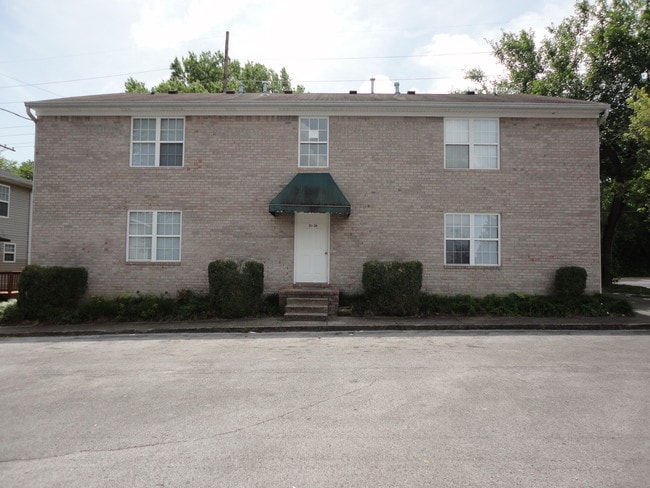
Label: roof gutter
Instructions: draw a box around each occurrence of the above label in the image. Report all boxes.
[598,107,611,126]
[25,100,609,120]
[25,106,37,123]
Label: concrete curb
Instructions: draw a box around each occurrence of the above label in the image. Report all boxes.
[1,315,649,338]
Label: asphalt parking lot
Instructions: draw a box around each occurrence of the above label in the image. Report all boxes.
[0,330,648,487]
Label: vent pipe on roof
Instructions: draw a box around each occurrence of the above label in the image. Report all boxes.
[262,81,269,95]
[370,77,376,94]
[394,82,400,95]
[238,82,244,95]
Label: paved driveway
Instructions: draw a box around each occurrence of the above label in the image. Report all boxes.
[0,331,648,488]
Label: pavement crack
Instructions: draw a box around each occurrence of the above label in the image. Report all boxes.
[0,381,376,464]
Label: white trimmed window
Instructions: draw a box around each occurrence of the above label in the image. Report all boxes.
[3,243,16,263]
[131,118,184,167]
[445,213,500,266]
[444,118,499,169]
[299,117,328,167]
[127,211,181,262]
[0,184,9,217]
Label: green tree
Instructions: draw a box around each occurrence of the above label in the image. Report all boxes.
[0,155,33,180]
[467,0,650,284]
[125,51,305,94]
[625,88,650,221]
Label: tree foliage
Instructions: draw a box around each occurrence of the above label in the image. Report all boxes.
[467,0,650,282]
[125,50,305,94]
[0,155,33,180]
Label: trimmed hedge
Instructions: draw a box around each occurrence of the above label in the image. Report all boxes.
[18,265,88,320]
[208,260,264,318]
[362,260,423,316]
[341,291,633,318]
[555,266,587,296]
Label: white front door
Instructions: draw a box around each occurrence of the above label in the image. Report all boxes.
[294,212,329,283]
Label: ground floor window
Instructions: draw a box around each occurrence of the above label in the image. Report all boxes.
[445,213,500,265]
[127,211,181,262]
[3,243,16,263]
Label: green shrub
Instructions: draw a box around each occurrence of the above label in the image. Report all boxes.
[208,260,264,318]
[174,290,214,320]
[0,299,22,323]
[362,261,422,316]
[260,293,281,316]
[554,266,587,296]
[415,292,632,317]
[18,265,88,320]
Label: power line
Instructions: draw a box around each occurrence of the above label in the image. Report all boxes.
[0,49,496,91]
[0,107,32,122]
[0,68,170,90]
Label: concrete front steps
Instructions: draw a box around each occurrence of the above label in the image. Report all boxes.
[279,285,339,321]
[284,297,329,321]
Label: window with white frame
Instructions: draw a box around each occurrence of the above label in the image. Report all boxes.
[3,243,16,263]
[127,211,181,262]
[299,117,328,167]
[131,118,184,167]
[444,118,499,169]
[0,184,9,217]
[445,213,500,265]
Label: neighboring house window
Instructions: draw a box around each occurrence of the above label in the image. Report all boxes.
[445,213,500,265]
[131,118,184,167]
[3,243,16,263]
[299,117,328,167]
[127,211,181,262]
[0,184,8,217]
[444,118,499,169]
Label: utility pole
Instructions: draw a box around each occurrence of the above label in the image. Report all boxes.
[222,31,230,93]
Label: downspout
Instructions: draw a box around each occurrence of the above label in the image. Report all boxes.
[25,105,37,265]
[25,106,37,123]
[598,108,610,126]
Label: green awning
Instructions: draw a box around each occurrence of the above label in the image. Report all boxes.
[269,173,351,216]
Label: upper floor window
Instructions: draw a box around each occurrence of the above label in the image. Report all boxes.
[3,243,16,263]
[0,184,9,217]
[127,210,181,262]
[131,118,184,167]
[299,117,328,167]
[444,118,499,169]
[445,213,500,266]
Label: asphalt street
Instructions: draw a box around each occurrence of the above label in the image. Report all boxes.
[0,331,648,488]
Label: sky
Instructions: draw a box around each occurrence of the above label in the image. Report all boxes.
[0,0,579,164]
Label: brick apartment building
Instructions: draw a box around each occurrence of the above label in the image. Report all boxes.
[24,92,608,298]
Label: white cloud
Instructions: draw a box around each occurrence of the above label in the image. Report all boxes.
[131,0,254,49]
[357,75,397,94]
[416,33,500,93]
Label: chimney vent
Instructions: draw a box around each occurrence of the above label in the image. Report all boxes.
[407,90,416,95]
[394,82,400,95]
[262,81,269,95]
[349,90,357,94]
[238,82,244,95]
[370,77,376,94]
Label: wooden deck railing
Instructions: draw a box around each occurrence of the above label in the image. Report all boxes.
[0,271,20,299]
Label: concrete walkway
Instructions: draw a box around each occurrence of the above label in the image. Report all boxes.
[1,312,649,338]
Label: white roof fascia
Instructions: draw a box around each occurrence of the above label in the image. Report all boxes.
[26,100,609,120]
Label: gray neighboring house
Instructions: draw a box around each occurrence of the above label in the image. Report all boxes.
[0,169,32,273]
